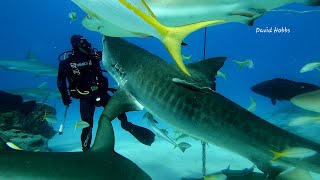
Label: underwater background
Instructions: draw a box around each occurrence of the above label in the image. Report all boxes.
[0,1,320,179]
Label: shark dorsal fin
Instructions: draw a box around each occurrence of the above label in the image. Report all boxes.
[26,51,37,61]
[91,88,144,152]
[186,57,227,90]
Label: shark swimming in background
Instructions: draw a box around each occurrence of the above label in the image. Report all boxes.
[0,52,58,76]
[0,112,151,179]
[7,82,61,102]
[100,36,320,179]
[73,0,319,76]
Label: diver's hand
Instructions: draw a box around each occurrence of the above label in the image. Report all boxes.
[62,97,72,107]
[93,51,102,60]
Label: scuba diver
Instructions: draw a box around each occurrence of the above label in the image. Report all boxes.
[57,34,155,151]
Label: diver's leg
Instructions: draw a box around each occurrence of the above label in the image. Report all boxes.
[118,113,155,146]
[80,97,95,151]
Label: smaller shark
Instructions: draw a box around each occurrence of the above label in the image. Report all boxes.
[0,112,151,179]
[7,82,61,102]
[0,52,58,76]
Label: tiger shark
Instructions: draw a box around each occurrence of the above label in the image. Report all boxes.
[0,112,151,179]
[73,0,319,76]
[0,53,58,76]
[100,36,320,179]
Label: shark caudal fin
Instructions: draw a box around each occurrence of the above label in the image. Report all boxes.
[117,0,224,76]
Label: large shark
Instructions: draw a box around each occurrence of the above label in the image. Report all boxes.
[0,53,58,76]
[100,36,320,179]
[74,0,319,76]
[0,112,151,179]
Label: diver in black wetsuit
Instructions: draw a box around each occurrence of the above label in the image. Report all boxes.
[57,35,155,151]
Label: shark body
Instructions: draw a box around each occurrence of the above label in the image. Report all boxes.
[101,37,320,178]
[7,87,61,102]
[0,54,58,76]
[0,111,151,179]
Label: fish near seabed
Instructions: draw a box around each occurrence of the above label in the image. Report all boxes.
[0,113,151,179]
[101,36,320,179]
[251,78,320,105]
[71,0,225,76]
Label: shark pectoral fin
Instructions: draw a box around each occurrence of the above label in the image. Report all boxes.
[186,57,227,89]
[90,113,115,153]
[102,89,143,121]
[271,98,277,105]
[276,168,313,180]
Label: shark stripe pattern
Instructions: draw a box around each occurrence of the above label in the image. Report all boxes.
[101,36,320,178]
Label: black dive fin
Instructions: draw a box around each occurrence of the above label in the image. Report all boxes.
[271,98,277,105]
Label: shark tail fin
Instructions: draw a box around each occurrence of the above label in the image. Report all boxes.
[233,60,246,69]
[160,20,224,76]
[177,142,191,153]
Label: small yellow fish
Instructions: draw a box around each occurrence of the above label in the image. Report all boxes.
[69,11,77,23]
[233,59,254,69]
[74,120,90,131]
[217,70,227,80]
[300,62,320,73]
[175,133,189,141]
[204,173,227,180]
[6,142,22,150]
[247,96,256,112]
[288,116,320,126]
[182,54,192,61]
[270,147,317,161]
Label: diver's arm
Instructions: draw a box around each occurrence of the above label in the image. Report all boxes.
[57,61,70,102]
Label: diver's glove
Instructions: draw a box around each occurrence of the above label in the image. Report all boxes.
[62,96,72,107]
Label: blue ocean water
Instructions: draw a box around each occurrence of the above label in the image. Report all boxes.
[0,1,320,180]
